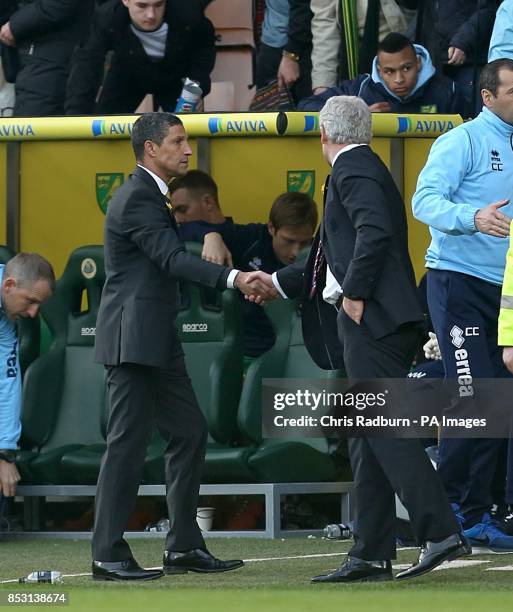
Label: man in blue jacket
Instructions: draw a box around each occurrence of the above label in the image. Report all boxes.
[0,253,54,521]
[299,32,467,116]
[413,58,513,552]
[489,0,513,62]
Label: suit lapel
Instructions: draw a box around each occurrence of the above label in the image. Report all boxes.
[131,166,179,230]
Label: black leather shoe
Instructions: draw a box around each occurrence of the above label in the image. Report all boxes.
[395,533,470,580]
[92,559,164,581]
[311,557,392,583]
[163,549,244,574]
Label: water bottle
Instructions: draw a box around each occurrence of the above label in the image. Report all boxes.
[19,571,62,584]
[323,523,352,540]
[175,78,202,113]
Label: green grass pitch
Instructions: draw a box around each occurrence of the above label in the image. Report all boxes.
[1,538,513,611]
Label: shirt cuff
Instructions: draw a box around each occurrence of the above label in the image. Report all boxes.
[226,269,240,289]
[271,272,288,299]
[461,206,480,233]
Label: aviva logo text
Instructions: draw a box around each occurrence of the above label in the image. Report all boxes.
[207,117,268,135]
[397,116,455,135]
[92,120,133,137]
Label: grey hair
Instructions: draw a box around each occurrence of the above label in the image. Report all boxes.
[319,96,372,144]
[5,253,55,291]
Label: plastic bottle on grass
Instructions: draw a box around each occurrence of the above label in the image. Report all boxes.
[19,571,62,584]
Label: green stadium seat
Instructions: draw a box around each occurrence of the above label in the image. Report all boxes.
[239,299,345,482]
[18,246,107,484]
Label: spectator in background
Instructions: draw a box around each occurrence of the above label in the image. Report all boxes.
[169,171,318,358]
[489,0,513,62]
[65,0,215,114]
[0,254,54,521]
[299,33,467,115]
[254,0,313,107]
[310,0,417,95]
[414,0,498,116]
[0,0,94,116]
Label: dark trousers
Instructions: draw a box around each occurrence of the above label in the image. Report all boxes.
[427,269,511,525]
[92,356,208,561]
[13,49,69,117]
[339,311,458,560]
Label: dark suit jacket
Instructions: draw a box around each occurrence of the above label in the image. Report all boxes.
[277,146,424,367]
[94,166,230,368]
[322,145,423,339]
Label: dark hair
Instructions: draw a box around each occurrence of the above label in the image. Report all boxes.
[377,32,416,57]
[168,169,219,205]
[131,112,183,161]
[5,252,56,291]
[269,192,318,231]
[480,59,513,96]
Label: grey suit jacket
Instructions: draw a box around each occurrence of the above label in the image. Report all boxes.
[94,166,230,367]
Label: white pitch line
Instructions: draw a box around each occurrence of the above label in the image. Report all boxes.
[486,565,513,571]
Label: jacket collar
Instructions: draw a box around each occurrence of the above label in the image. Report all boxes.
[131,165,166,196]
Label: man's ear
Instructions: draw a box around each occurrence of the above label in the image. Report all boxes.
[482,88,494,109]
[144,139,157,159]
[320,126,329,145]
[203,193,217,211]
[2,277,16,293]
[267,222,276,237]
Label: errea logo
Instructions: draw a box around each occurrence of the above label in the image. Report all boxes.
[450,325,465,348]
[182,323,208,333]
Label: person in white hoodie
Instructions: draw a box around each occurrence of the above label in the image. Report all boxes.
[299,32,467,115]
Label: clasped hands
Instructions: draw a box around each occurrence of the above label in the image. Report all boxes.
[234,271,277,305]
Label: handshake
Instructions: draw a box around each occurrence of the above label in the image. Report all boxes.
[233,271,278,305]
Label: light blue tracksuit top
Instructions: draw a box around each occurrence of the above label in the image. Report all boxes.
[0,265,21,450]
[489,0,513,62]
[412,106,513,286]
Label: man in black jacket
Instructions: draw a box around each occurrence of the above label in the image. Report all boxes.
[273,95,467,582]
[91,112,272,581]
[65,0,215,114]
[414,0,499,115]
[0,0,94,116]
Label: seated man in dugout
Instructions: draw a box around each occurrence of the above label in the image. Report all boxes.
[169,170,318,360]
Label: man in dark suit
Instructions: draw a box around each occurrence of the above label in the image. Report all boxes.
[92,112,272,582]
[273,96,467,582]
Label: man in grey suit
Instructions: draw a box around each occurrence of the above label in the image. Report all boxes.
[92,112,272,582]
